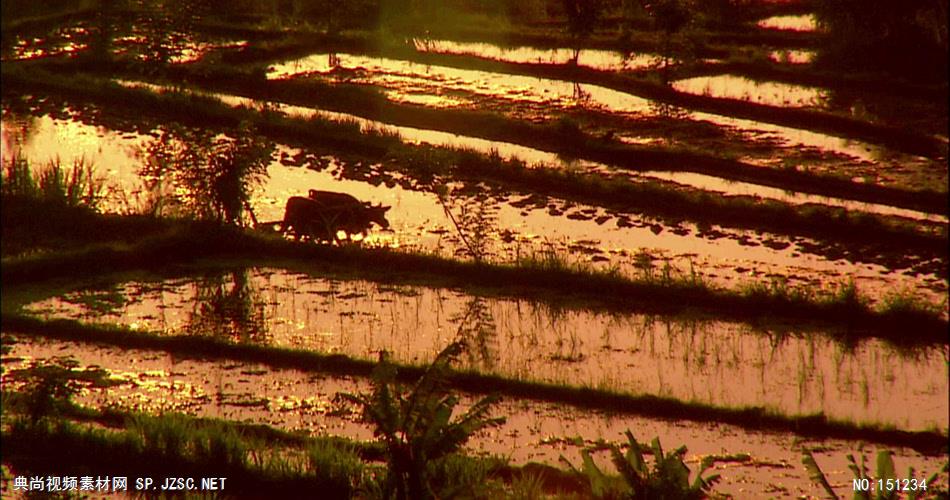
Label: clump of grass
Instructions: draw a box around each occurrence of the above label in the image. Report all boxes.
[632,251,707,289]
[740,277,814,305]
[138,121,274,226]
[823,279,867,311]
[507,471,547,499]
[1,155,102,210]
[306,440,367,497]
[131,413,250,472]
[515,246,579,273]
[877,289,946,319]
[0,154,36,197]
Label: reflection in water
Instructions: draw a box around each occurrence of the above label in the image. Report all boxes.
[672,75,825,108]
[185,269,269,343]
[2,7,246,64]
[267,53,656,114]
[0,111,37,153]
[136,84,950,221]
[452,297,498,370]
[413,39,665,71]
[7,337,945,499]
[756,15,818,31]
[437,182,500,263]
[11,91,944,224]
[265,51,925,167]
[130,1,205,65]
[25,269,950,431]
[3,110,944,302]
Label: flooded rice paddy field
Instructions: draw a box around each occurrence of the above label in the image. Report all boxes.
[3,336,946,499]
[266,51,948,193]
[3,110,947,305]
[21,268,950,431]
[755,15,819,32]
[413,39,667,72]
[768,49,815,64]
[671,75,826,109]
[1,18,247,64]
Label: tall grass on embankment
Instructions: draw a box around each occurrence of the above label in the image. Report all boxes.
[1,154,102,210]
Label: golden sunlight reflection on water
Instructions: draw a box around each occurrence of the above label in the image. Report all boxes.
[267,53,656,114]
[265,52,909,164]
[2,113,943,303]
[109,79,945,222]
[23,268,949,431]
[414,39,664,71]
[4,336,946,499]
[756,14,818,31]
[672,74,825,108]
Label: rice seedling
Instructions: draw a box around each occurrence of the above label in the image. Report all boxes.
[306,440,367,498]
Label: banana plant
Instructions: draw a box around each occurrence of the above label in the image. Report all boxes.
[336,341,505,500]
[803,449,949,500]
[562,430,720,499]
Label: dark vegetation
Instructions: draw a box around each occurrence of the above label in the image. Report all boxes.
[802,448,950,500]
[1,341,508,498]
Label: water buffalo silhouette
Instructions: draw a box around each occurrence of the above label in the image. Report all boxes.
[280,192,390,243]
[307,190,363,209]
[309,190,391,236]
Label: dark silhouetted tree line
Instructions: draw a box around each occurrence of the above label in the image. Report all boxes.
[814,0,948,81]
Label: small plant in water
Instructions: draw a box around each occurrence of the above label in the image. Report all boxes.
[435,184,499,264]
[562,430,720,499]
[336,341,505,500]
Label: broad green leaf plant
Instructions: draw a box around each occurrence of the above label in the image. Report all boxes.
[562,430,720,499]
